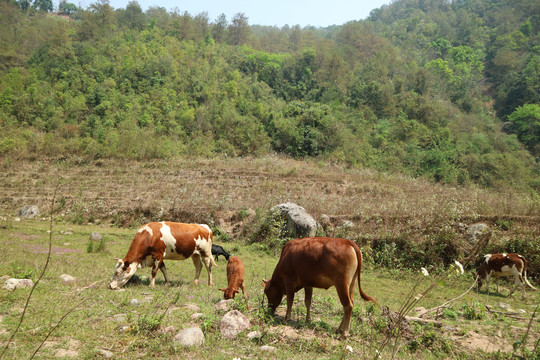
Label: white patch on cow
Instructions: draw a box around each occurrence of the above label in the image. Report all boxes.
[484,254,491,264]
[194,235,211,256]
[159,222,188,260]
[138,225,153,236]
[198,224,211,233]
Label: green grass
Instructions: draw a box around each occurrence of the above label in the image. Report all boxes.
[0,220,538,359]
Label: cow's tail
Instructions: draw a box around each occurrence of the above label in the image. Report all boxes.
[521,257,537,290]
[354,245,378,306]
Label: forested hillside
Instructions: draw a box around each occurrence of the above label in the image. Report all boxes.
[0,0,538,190]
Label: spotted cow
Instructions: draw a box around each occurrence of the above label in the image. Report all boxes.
[477,253,537,299]
[108,222,217,290]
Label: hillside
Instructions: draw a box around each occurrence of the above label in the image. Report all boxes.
[0,0,539,190]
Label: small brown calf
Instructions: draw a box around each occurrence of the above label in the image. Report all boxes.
[219,256,250,309]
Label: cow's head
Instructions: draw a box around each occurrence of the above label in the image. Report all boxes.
[219,287,239,300]
[108,259,140,290]
[262,279,283,314]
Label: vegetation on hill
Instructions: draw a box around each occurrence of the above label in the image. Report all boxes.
[0,0,538,191]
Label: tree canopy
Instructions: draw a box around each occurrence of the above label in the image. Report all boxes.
[0,0,538,191]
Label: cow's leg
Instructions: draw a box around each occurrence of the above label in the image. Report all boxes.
[191,254,203,285]
[159,261,170,284]
[241,281,250,310]
[304,286,313,323]
[201,255,213,286]
[495,275,500,293]
[150,258,161,287]
[285,288,295,322]
[335,283,353,337]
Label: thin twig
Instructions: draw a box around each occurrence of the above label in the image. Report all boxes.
[28,297,88,359]
[0,181,60,360]
[417,277,478,318]
[511,304,539,358]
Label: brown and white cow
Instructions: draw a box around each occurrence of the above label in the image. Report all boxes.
[477,253,537,299]
[108,222,217,290]
[219,256,250,309]
[263,237,377,337]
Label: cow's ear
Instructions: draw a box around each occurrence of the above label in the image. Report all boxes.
[218,288,226,292]
[262,279,268,287]
[114,258,122,263]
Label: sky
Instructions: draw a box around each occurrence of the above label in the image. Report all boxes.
[66,0,393,27]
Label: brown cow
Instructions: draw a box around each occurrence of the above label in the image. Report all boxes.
[108,222,217,290]
[263,237,376,337]
[477,253,537,299]
[219,256,250,309]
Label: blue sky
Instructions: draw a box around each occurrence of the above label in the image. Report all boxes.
[67,0,392,27]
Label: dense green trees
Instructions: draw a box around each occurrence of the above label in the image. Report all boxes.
[0,0,538,191]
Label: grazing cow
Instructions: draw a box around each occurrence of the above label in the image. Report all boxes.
[477,253,537,299]
[108,222,217,290]
[219,256,250,309]
[263,237,377,337]
[212,244,231,262]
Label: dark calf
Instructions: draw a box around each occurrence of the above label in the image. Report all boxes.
[212,244,230,262]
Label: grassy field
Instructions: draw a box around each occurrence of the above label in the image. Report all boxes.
[0,219,538,359]
[0,157,539,359]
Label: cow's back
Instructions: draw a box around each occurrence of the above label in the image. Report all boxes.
[275,237,358,289]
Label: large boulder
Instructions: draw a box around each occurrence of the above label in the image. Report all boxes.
[17,205,39,219]
[271,203,318,238]
[220,310,251,339]
[466,223,490,245]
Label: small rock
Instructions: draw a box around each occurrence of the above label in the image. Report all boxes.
[18,205,39,219]
[54,349,78,357]
[220,310,251,339]
[174,327,205,346]
[260,345,276,352]
[90,232,103,242]
[498,302,511,310]
[191,313,204,320]
[130,299,140,306]
[182,303,201,312]
[111,314,126,322]
[247,331,262,340]
[60,274,76,283]
[118,325,131,333]
[517,309,527,314]
[214,299,234,311]
[97,349,113,358]
[3,278,34,291]
[162,326,176,333]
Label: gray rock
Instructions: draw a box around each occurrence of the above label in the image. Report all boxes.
[130,299,141,306]
[260,345,276,352]
[214,299,234,311]
[3,278,34,291]
[247,330,262,340]
[220,310,251,339]
[191,313,204,320]
[174,327,205,346]
[182,303,201,312]
[60,274,76,283]
[90,232,103,242]
[466,223,490,244]
[97,349,113,358]
[339,220,354,228]
[271,202,318,238]
[17,205,39,219]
